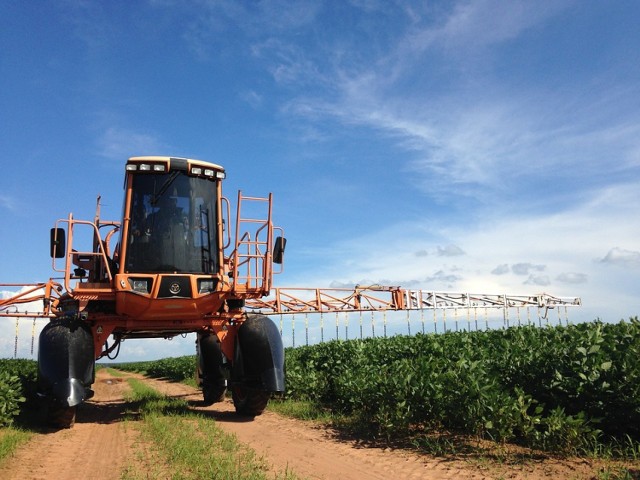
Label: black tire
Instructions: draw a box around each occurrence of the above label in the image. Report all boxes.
[202,383,227,406]
[48,404,77,429]
[231,385,270,416]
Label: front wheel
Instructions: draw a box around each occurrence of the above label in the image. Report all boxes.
[231,385,270,417]
[47,404,77,428]
[202,383,227,406]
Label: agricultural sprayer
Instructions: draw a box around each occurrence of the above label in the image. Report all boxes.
[0,156,581,427]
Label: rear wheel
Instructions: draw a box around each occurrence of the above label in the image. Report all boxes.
[231,385,270,416]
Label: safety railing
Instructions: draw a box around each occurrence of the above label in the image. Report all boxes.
[229,192,275,297]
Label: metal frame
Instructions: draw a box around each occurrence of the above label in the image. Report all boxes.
[0,281,62,318]
[245,285,581,316]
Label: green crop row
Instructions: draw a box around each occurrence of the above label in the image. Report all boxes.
[0,359,37,426]
[284,318,640,454]
[110,355,196,383]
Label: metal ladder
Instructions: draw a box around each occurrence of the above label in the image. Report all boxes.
[231,191,274,297]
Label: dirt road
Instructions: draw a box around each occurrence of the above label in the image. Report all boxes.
[0,369,625,480]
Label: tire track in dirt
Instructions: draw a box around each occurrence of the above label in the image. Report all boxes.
[142,375,475,480]
[0,372,135,480]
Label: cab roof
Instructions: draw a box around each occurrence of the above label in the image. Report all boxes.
[128,156,225,172]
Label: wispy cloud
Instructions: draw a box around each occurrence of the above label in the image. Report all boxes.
[179,0,322,61]
[437,244,465,257]
[0,195,17,212]
[524,274,550,287]
[557,272,588,284]
[512,263,546,276]
[239,89,263,108]
[167,2,596,205]
[97,127,168,161]
[253,39,327,87]
[492,264,509,275]
[426,269,463,287]
[412,245,465,258]
[251,1,639,210]
[405,0,570,54]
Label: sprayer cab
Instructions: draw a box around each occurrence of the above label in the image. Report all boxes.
[48,156,285,330]
[121,157,226,275]
[112,156,284,323]
[113,157,229,323]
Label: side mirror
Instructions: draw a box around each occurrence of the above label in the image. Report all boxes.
[50,228,66,258]
[273,236,286,265]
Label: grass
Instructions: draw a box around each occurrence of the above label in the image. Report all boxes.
[101,367,127,377]
[0,427,32,465]
[122,378,300,480]
[2,375,299,478]
[267,397,333,422]
[596,466,639,480]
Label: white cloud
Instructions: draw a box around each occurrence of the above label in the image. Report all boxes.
[524,274,551,287]
[491,264,509,275]
[426,270,463,287]
[300,182,640,324]
[556,272,588,284]
[512,263,546,276]
[402,0,569,58]
[1,287,45,315]
[1,287,47,359]
[599,247,640,268]
[437,244,465,257]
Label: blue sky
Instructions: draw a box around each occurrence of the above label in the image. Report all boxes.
[1,0,639,361]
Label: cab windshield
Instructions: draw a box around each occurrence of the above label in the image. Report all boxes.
[125,172,218,273]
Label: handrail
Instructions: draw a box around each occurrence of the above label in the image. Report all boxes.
[229,192,274,296]
[52,215,118,295]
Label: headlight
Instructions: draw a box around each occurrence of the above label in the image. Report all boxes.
[128,278,152,294]
[198,279,216,294]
